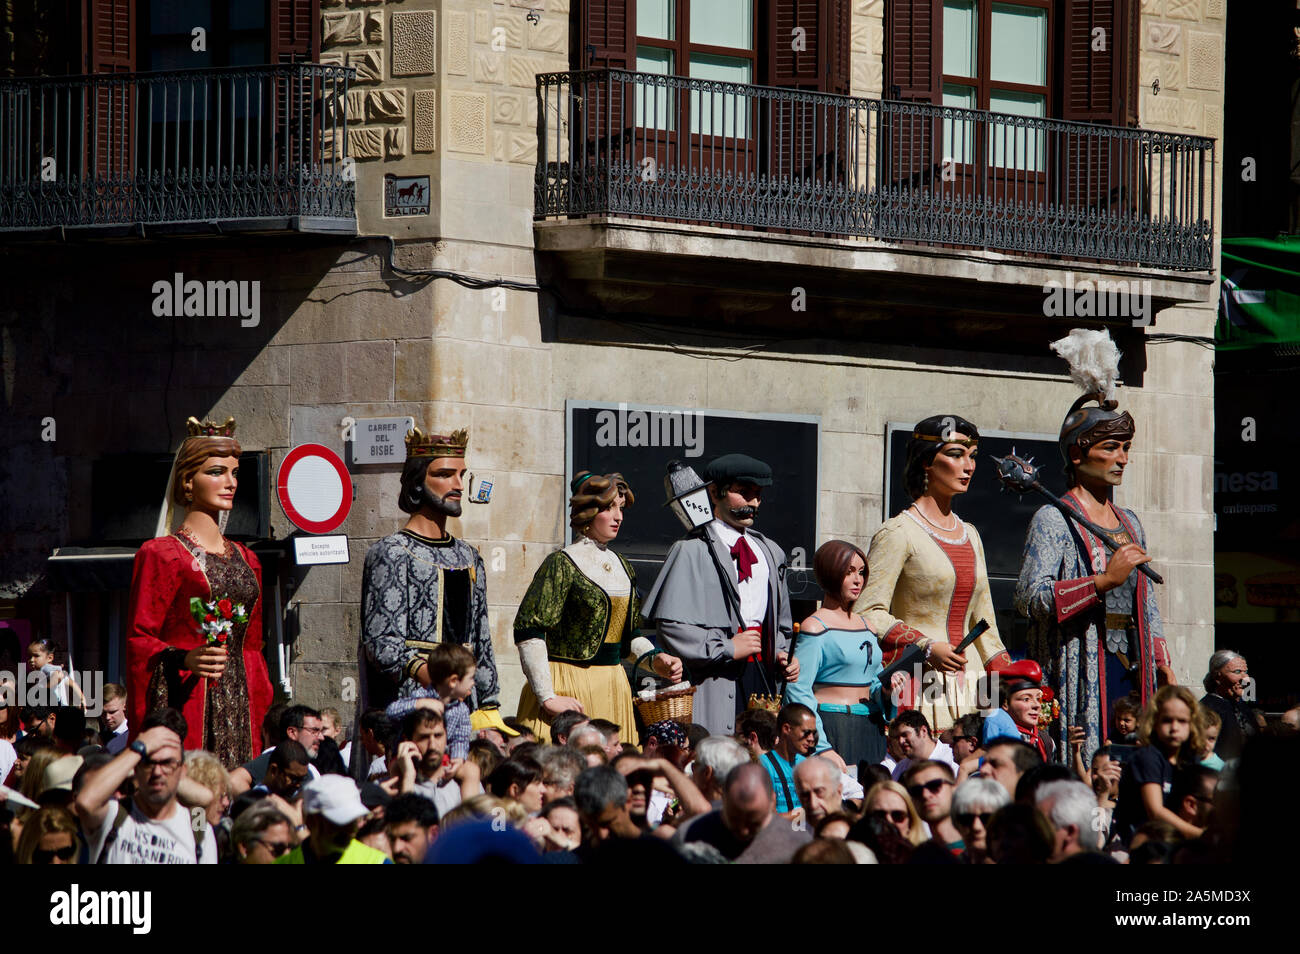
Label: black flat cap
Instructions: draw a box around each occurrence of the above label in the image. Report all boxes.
[704,453,773,487]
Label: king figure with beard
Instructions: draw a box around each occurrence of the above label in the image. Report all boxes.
[359,427,502,722]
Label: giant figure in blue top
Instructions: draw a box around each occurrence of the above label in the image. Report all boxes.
[786,540,893,772]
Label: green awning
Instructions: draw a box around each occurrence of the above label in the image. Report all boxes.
[1217,236,1300,352]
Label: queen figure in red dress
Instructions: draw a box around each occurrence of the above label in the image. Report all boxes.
[126,416,273,768]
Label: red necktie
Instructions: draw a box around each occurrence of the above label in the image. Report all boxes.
[730,535,757,583]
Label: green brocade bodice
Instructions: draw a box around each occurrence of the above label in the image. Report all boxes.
[513,548,644,665]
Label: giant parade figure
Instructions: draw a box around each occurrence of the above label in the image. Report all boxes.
[359,426,508,736]
[643,454,798,737]
[1013,330,1174,761]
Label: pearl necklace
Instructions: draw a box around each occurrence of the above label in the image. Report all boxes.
[904,507,968,545]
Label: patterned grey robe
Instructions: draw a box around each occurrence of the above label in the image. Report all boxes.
[1014,496,1169,765]
[360,529,499,711]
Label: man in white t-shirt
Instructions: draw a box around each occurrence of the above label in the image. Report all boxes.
[76,708,216,864]
[889,711,959,781]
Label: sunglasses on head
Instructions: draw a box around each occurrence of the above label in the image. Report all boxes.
[906,778,951,799]
[869,809,909,825]
[956,811,995,828]
[34,844,78,863]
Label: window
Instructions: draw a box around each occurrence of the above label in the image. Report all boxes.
[940,0,1049,171]
[633,0,756,136]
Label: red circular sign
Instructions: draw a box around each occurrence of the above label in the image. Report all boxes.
[277,444,353,534]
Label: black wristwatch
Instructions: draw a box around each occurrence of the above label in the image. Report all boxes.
[129,739,148,759]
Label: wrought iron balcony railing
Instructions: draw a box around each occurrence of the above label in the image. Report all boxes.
[536,69,1215,272]
[0,64,355,233]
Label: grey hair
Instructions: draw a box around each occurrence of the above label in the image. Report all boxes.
[230,801,292,850]
[1035,779,1101,850]
[951,777,1011,816]
[1203,649,1243,694]
[567,725,606,750]
[793,755,841,792]
[538,745,586,788]
[573,766,628,817]
[694,737,750,782]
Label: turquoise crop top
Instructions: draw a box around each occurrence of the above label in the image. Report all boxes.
[785,615,887,754]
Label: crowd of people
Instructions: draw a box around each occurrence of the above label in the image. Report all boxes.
[1,645,1295,864]
[1,331,1296,865]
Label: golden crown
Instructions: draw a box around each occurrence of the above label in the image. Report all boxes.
[186,416,237,438]
[406,426,469,459]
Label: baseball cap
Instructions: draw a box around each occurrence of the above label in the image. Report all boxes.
[301,774,369,826]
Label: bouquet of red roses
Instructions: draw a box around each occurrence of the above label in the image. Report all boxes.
[190,596,248,648]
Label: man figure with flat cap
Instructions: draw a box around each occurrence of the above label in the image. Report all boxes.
[643,454,799,737]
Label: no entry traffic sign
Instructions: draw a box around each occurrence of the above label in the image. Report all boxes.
[277,444,353,534]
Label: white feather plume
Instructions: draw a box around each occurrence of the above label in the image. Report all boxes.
[1050,328,1122,401]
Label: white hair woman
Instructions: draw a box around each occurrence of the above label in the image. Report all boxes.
[950,776,1011,863]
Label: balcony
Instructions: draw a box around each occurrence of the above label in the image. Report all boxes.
[537,69,1214,270]
[534,69,1216,342]
[0,64,355,238]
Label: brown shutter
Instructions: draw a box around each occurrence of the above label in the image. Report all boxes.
[85,0,134,201]
[582,0,636,69]
[270,0,319,63]
[1061,0,1139,126]
[766,0,850,186]
[886,0,940,103]
[1059,0,1140,236]
[270,0,319,173]
[577,0,637,168]
[882,0,941,195]
[87,0,133,74]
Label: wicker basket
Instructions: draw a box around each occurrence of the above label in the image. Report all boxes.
[632,649,695,725]
[634,685,696,726]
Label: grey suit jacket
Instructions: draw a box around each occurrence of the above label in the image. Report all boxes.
[643,523,793,736]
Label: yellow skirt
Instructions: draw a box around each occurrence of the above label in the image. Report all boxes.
[515,660,639,745]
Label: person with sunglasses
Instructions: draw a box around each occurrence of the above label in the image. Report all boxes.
[761,703,820,814]
[901,759,963,857]
[949,776,1010,864]
[861,780,927,846]
[75,708,217,864]
[230,800,295,864]
[15,805,80,864]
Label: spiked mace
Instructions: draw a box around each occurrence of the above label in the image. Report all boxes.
[992,451,1163,585]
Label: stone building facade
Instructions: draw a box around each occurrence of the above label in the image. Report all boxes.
[0,0,1225,730]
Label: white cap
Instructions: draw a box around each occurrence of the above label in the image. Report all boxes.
[300,775,369,826]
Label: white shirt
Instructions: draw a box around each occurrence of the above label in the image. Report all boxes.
[891,740,959,781]
[86,799,217,865]
[0,739,15,783]
[710,519,771,628]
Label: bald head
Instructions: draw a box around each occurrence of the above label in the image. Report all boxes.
[723,763,774,843]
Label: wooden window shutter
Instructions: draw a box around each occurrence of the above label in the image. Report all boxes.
[582,0,636,69]
[1060,0,1141,232]
[85,0,135,192]
[1061,0,1139,126]
[87,0,134,74]
[270,0,319,63]
[765,0,850,187]
[885,0,940,103]
[766,0,849,94]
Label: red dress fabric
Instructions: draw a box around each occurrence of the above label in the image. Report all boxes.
[126,535,271,766]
